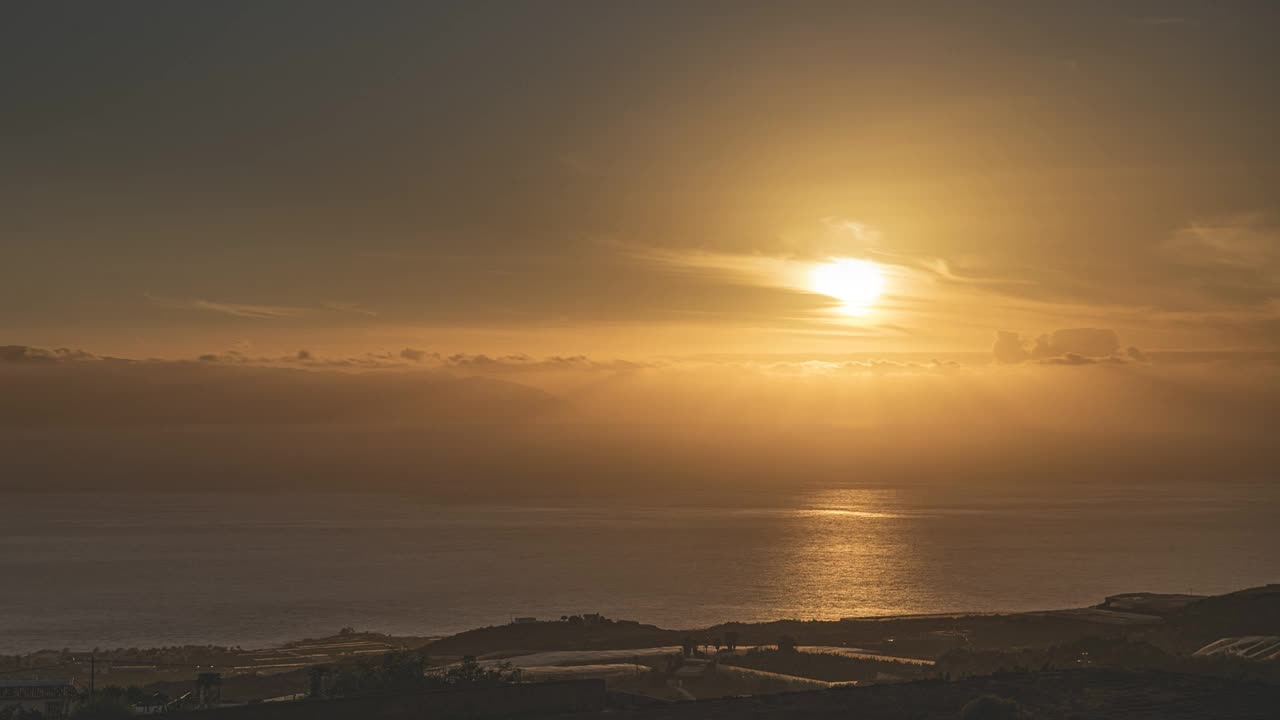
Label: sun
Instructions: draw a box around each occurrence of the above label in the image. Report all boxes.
[810,258,886,316]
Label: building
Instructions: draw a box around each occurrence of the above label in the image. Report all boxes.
[0,680,77,719]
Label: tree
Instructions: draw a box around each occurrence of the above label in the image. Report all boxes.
[328,651,523,698]
[425,656,523,689]
[725,631,739,652]
[777,635,798,653]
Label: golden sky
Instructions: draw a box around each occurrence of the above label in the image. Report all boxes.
[2,3,1278,361]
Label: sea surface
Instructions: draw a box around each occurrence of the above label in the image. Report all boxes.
[2,485,1278,653]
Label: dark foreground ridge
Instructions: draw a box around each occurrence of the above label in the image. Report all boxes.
[6,586,1279,720]
[580,669,1280,720]
[160,669,1280,720]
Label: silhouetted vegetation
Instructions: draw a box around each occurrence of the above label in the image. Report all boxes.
[959,694,1028,720]
[323,651,522,698]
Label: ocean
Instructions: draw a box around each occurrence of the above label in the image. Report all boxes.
[2,484,1277,653]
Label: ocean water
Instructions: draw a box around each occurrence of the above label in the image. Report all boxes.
[2,485,1278,653]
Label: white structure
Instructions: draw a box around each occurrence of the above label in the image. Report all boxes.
[1193,636,1280,662]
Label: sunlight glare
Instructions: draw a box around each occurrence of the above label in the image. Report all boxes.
[810,258,886,316]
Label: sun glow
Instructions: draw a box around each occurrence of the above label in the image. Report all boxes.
[810,259,886,316]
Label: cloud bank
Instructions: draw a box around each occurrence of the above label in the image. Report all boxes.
[2,342,1277,498]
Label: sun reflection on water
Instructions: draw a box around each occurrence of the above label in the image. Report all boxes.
[779,488,927,618]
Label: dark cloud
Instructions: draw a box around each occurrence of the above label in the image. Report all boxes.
[1,345,100,363]
[9,343,648,377]
[1037,352,1127,366]
[400,348,433,362]
[443,354,644,373]
[196,349,408,369]
[199,350,245,363]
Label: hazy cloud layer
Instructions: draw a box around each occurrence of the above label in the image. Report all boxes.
[0,354,554,428]
[2,349,1277,499]
[2,343,1277,496]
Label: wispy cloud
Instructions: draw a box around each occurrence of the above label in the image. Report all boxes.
[146,293,308,319]
[914,257,1037,288]
[1163,216,1279,271]
[146,294,382,320]
[320,301,378,317]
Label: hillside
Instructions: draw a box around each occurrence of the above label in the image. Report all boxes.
[1163,584,1280,649]
[425,618,680,657]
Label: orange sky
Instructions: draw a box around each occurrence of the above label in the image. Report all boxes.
[2,3,1277,361]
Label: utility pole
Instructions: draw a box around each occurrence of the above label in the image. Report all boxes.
[89,655,95,699]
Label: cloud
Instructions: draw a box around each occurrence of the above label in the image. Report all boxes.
[820,217,883,247]
[443,354,644,373]
[1,345,100,363]
[1163,217,1279,271]
[147,293,308,320]
[994,328,1134,365]
[187,347,646,374]
[992,330,1030,364]
[1155,216,1280,310]
[196,349,404,368]
[0,351,555,430]
[198,351,244,363]
[916,257,1037,289]
[147,295,382,321]
[320,301,378,317]
[1032,328,1120,359]
[1037,352,1126,366]
[400,348,434,362]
